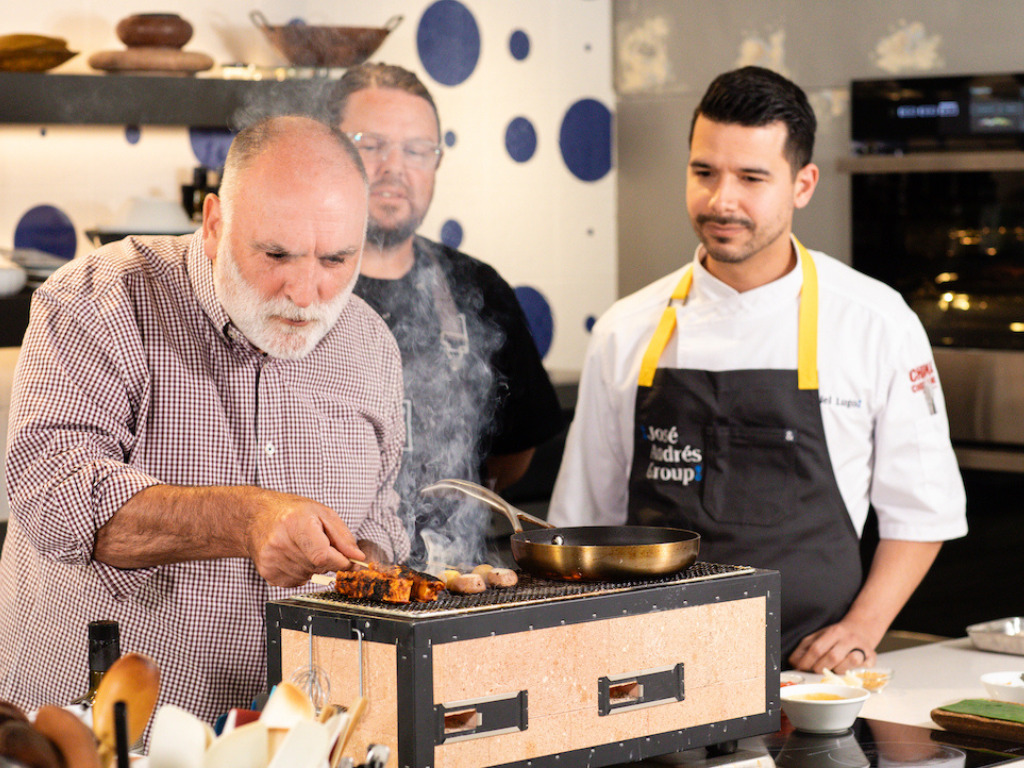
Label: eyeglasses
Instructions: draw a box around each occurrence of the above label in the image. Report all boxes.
[346,132,443,170]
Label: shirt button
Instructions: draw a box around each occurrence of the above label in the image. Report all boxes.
[265,442,276,456]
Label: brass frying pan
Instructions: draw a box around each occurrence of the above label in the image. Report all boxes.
[419,479,700,581]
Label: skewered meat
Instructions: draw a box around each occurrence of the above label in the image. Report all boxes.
[334,563,445,604]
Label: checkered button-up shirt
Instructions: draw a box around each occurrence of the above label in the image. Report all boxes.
[0,233,407,725]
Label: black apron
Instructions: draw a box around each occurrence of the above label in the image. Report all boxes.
[627,241,862,660]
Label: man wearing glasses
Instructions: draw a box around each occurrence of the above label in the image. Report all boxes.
[330,64,564,567]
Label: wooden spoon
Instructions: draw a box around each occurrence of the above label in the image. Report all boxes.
[330,696,367,768]
[91,652,160,768]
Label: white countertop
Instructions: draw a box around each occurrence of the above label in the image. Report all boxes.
[860,636,1024,728]
[638,638,1024,768]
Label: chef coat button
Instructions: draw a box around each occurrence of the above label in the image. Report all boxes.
[265,442,276,456]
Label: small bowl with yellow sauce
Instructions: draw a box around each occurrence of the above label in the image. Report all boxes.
[780,683,870,734]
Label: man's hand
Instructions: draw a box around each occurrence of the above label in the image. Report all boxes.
[788,621,877,673]
[244,490,367,587]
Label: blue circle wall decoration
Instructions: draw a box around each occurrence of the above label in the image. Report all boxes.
[559,98,613,182]
[441,219,464,249]
[515,286,554,358]
[125,126,141,145]
[417,0,480,86]
[444,130,457,148]
[509,30,530,60]
[15,205,77,260]
[585,315,597,332]
[189,128,235,171]
[505,117,537,163]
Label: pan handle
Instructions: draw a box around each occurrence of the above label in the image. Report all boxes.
[418,479,554,532]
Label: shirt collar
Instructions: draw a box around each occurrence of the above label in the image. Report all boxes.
[186,232,255,349]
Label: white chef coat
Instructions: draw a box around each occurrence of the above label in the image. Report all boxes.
[549,241,968,543]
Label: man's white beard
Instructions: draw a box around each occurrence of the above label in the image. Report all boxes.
[212,240,357,360]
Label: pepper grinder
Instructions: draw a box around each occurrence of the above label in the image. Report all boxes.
[181,166,216,223]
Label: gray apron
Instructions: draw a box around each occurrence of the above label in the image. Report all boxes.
[627,242,862,660]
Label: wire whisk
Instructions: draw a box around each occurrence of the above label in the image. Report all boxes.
[290,616,332,711]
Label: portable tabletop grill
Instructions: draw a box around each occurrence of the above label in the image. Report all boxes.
[266,562,781,768]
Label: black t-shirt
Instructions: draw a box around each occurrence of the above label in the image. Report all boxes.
[354,236,565,566]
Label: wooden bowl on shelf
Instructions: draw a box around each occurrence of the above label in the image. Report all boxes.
[116,13,194,49]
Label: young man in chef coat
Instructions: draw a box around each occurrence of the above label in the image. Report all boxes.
[548,66,968,671]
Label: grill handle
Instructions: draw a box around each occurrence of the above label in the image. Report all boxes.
[598,663,685,716]
[434,690,528,744]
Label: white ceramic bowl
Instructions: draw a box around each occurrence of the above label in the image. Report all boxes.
[981,671,1024,703]
[781,683,869,734]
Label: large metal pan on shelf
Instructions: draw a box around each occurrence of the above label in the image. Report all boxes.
[420,479,700,582]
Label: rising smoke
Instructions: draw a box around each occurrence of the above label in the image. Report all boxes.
[359,239,507,572]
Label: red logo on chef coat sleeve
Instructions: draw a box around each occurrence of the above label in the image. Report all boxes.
[909,361,939,415]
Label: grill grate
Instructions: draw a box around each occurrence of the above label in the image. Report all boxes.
[291,561,753,618]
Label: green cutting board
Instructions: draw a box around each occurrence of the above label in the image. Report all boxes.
[931,699,1024,742]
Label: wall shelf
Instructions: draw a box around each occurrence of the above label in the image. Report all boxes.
[838,150,1024,174]
[0,71,330,129]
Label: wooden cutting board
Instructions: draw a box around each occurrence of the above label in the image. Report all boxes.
[931,699,1024,743]
[88,47,213,75]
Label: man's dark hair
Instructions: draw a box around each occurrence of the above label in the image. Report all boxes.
[690,66,816,171]
[330,62,440,135]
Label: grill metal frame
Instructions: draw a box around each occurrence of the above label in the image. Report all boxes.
[267,564,781,768]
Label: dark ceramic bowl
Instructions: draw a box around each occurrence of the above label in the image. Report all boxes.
[116,14,193,49]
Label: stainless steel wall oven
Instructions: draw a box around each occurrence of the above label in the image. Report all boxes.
[847,73,1024,472]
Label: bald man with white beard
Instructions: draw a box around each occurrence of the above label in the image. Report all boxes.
[0,115,409,726]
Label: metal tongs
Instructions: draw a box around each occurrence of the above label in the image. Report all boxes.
[419,478,553,533]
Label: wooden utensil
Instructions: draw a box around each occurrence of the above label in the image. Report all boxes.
[92,653,160,768]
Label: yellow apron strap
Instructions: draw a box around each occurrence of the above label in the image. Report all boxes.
[795,238,819,390]
[637,242,819,389]
[638,267,692,387]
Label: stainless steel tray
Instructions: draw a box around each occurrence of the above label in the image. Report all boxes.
[967,617,1024,655]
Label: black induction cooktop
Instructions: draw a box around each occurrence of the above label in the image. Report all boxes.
[624,718,1024,768]
[765,718,1024,768]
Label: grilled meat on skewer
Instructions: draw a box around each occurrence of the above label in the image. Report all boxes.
[334,562,445,603]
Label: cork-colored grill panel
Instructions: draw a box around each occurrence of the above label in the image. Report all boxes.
[432,596,766,768]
